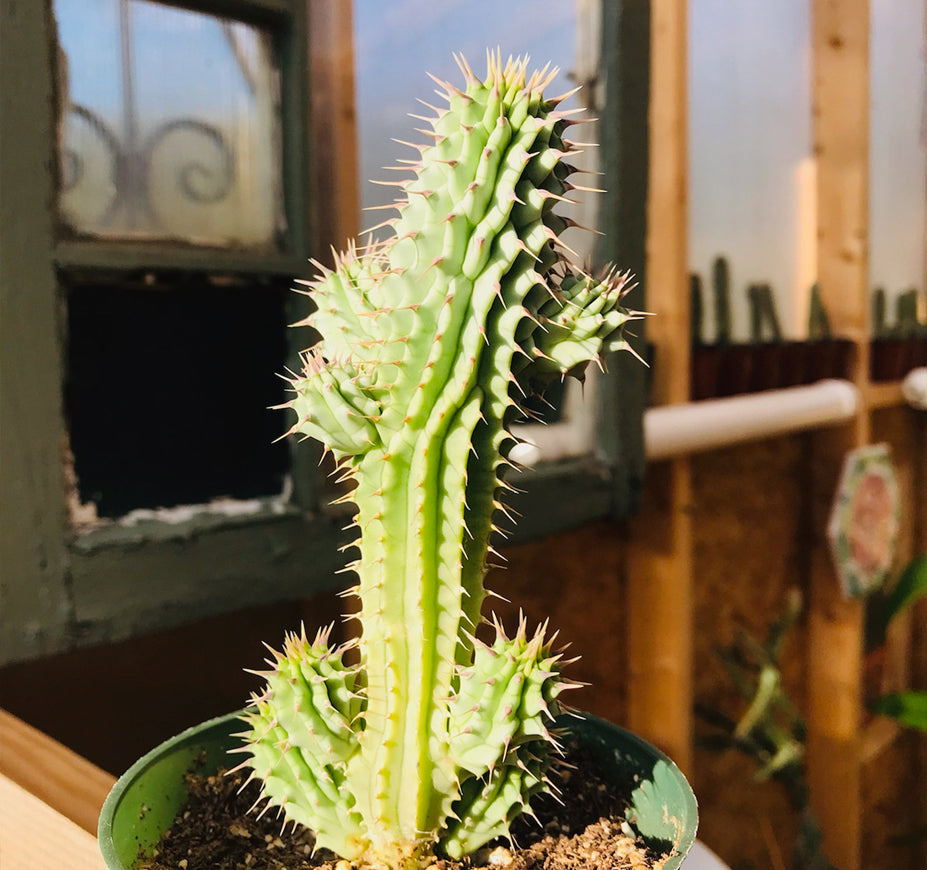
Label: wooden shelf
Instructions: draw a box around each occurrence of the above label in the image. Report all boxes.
[0,774,106,870]
[0,709,114,836]
[0,709,114,869]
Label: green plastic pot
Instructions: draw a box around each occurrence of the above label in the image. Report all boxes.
[99,710,697,869]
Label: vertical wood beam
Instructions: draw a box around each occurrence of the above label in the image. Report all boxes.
[307,0,359,262]
[808,3,869,868]
[626,0,693,772]
[627,460,693,770]
[291,0,360,511]
[643,0,690,411]
[806,427,865,870]
[813,0,871,395]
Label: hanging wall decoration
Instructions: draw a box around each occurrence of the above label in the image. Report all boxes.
[827,444,900,598]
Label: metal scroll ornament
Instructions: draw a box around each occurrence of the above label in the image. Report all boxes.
[61,102,235,234]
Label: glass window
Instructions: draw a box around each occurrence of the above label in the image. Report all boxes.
[352,0,602,465]
[55,0,283,248]
[869,0,927,329]
[64,276,291,521]
[689,1,814,341]
[353,0,596,259]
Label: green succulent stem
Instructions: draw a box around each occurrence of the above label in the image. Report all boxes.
[241,53,637,869]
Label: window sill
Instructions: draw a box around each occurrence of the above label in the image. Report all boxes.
[69,496,304,555]
[70,455,619,557]
[55,240,307,278]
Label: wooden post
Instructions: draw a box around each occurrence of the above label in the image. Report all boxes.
[307,0,360,261]
[642,0,690,413]
[626,0,693,772]
[290,0,361,511]
[807,3,870,867]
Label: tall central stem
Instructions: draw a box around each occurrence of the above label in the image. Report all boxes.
[352,379,489,848]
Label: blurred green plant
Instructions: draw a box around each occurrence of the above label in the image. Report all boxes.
[696,591,836,870]
[867,554,927,732]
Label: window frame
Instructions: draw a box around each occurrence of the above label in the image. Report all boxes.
[0,0,650,665]
[54,0,310,275]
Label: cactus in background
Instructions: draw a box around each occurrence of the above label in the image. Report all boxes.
[690,272,704,346]
[237,54,637,869]
[747,283,762,343]
[697,592,837,870]
[896,287,919,337]
[747,283,782,343]
[712,256,731,345]
[807,283,831,340]
[871,287,887,337]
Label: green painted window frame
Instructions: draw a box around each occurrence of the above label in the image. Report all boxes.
[0,0,649,666]
[54,0,311,276]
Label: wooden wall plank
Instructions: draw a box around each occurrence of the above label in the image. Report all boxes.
[307,0,360,262]
[807,3,870,868]
[626,0,693,772]
[643,0,689,410]
[627,461,693,770]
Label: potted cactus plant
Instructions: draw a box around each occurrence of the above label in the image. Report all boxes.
[98,54,696,870]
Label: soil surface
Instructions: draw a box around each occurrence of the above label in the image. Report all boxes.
[138,742,669,870]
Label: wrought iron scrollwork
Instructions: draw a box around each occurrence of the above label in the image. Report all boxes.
[61,102,235,232]
[62,104,123,226]
[145,118,235,206]
[59,0,239,236]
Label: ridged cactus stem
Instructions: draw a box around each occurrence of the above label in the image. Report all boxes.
[241,53,638,869]
[348,397,485,847]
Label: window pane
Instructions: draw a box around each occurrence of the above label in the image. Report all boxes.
[351,2,601,465]
[689,1,814,341]
[65,279,290,520]
[353,0,597,263]
[55,0,283,248]
[869,0,927,328]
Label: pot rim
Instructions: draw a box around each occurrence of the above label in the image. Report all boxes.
[98,709,697,869]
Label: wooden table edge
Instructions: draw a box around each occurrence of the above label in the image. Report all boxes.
[0,708,115,835]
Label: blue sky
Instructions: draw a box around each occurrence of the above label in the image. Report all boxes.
[353,0,580,216]
[56,0,256,132]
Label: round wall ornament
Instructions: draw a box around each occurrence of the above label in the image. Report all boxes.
[827,443,900,598]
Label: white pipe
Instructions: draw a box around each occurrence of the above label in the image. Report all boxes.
[644,379,859,461]
[901,367,927,410]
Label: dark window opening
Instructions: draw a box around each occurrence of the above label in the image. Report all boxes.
[65,275,291,519]
[520,379,567,425]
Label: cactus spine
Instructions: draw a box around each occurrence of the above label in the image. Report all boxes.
[238,54,637,869]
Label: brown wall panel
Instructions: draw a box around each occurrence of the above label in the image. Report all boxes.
[690,434,810,868]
